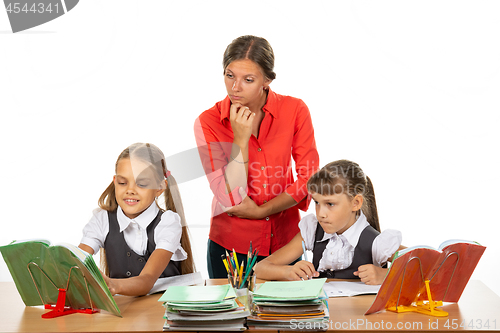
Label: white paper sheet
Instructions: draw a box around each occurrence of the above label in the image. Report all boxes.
[323,281,380,297]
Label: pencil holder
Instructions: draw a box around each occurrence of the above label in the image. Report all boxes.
[227,271,256,290]
[238,272,255,290]
[235,287,251,310]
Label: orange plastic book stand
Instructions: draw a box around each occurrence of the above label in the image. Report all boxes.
[28,263,99,319]
[365,242,486,317]
[386,279,448,317]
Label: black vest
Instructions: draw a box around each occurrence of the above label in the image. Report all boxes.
[104,210,181,279]
[312,223,382,279]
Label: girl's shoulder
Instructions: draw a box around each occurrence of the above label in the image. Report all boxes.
[376,229,402,240]
[298,214,319,232]
[299,214,319,251]
[158,209,182,226]
[91,207,109,220]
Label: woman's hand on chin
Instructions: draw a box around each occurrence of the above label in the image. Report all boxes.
[229,103,255,147]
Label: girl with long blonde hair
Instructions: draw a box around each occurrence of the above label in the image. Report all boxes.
[79,143,195,296]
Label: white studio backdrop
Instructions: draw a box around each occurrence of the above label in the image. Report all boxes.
[1,1,499,296]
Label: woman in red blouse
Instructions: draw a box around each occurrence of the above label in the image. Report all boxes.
[194,35,320,278]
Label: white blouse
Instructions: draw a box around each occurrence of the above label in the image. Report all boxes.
[299,212,401,272]
[80,202,187,261]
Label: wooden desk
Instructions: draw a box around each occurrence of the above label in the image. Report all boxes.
[1,280,499,332]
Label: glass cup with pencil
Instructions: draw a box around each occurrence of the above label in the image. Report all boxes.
[221,242,258,309]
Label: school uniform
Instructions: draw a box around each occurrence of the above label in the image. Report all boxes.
[80,202,187,279]
[299,212,401,279]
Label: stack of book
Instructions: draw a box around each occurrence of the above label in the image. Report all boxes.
[247,278,329,331]
[158,284,250,331]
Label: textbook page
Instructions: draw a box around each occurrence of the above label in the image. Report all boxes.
[253,278,327,300]
[149,271,203,294]
[159,284,229,303]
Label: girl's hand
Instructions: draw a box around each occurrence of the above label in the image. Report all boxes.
[220,188,266,220]
[229,102,255,147]
[284,260,319,281]
[103,274,118,295]
[353,264,387,285]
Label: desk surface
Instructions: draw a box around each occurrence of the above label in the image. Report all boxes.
[1,280,499,332]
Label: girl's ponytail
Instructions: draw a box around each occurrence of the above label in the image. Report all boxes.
[163,174,196,275]
[363,176,380,232]
[97,182,116,275]
[98,181,118,211]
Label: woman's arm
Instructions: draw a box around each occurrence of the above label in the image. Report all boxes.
[194,106,251,209]
[222,103,254,193]
[223,190,299,220]
[254,233,318,281]
[104,249,173,296]
[223,101,318,219]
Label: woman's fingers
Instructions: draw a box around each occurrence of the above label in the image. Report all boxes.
[230,103,253,121]
[238,106,253,119]
[229,102,242,119]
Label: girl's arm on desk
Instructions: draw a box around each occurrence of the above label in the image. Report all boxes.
[253,233,319,281]
[79,244,173,296]
[353,245,407,285]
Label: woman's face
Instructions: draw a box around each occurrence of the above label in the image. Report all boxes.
[224,59,270,109]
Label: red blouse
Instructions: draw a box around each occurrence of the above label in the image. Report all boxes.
[194,89,319,255]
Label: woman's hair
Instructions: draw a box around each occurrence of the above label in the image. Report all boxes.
[223,35,276,81]
[306,160,380,232]
[98,143,195,276]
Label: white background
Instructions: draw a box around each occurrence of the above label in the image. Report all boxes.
[1,1,499,296]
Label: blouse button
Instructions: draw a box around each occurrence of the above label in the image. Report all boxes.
[257,148,262,152]
[265,217,270,221]
[263,200,267,203]
[261,166,265,170]
[126,271,132,277]
[271,233,274,237]
[263,184,267,188]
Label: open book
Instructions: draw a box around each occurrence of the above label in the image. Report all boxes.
[365,239,486,315]
[0,239,121,317]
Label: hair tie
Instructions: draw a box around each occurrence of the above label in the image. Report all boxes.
[165,170,171,178]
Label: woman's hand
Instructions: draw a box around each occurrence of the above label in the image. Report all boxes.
[229,102,255,147]
[220,188,266,219]
[284,260,319,281]
[353,264,387,285]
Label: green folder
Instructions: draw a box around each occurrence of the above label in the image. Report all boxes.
[159,284,230,303]
[253,278,327,301]
[0,239,121,317]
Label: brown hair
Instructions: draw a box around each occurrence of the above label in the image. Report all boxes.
[223,35,276,81]
[306,160,380,232]
[98,143,195,276]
